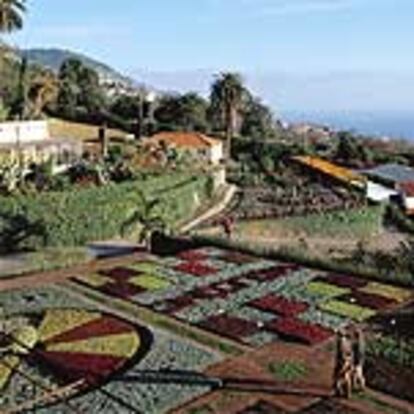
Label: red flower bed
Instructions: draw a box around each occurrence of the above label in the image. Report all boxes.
[174,261,217,276]
[323,274,367,289]
[198,315,259,341]
[266,318,333,345]
[249,294,309,317]
[99,267,139,280]
[177,250,207,261]
[341,291,398,310]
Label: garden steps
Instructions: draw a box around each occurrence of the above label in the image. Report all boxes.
[180,184,238,233]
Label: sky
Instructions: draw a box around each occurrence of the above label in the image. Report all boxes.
[6,0,414,112]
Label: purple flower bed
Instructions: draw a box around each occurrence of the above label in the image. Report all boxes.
[265,317,334,345]
[161,296,195,314]
[249,295,309,317]
[99,282,145,299]
[99,266,139,280]
[198,314,259,341]
[340,291,398,310]
[323,274,368,289]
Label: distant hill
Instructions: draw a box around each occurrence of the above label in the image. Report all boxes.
[20,48,136,87]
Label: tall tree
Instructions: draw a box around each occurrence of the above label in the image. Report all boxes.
[154,92,209,132]
[0,0,26,33]
[210,72,247,158]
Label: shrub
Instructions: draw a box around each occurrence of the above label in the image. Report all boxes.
[0,173,210,250]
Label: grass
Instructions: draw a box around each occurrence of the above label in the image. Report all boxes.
[192,234,414,287]
[236,205,384,240]
[268,360,307,382]
[48,118,129,142]
[0,247,91,279]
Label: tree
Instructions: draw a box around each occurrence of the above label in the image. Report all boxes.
[154,92,209,132]
[209,72,247,157]
[0,0,26,33]
[122,192,168,251]
[241,96,276,139]
[56,58,106,119]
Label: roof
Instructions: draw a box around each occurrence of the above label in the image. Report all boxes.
[147,132,221,149]
[399,182,414,197]
[363,163,414,184]
[292,156,366,187]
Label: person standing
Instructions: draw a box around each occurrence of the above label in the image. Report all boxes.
[334,328,353,398]
[352,327,366,391]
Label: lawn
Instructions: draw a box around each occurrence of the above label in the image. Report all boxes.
[48,118,129,142]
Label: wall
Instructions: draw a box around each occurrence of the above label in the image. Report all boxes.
[0,120,50,145]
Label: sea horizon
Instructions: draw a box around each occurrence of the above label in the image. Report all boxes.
[283,110,414,142]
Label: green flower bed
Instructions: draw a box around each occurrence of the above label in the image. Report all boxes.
[368,335,414,368]
[320,299,376,321]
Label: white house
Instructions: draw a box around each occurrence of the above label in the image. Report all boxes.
[399,182,414,215]
[146,131,224,165]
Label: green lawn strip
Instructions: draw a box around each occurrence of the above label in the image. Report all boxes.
[319,300,376,322]
[61,281,245,357]
[354,392,408,414]
[306,281,350,298]
[268,360,308,382]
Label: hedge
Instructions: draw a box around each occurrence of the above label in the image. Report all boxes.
[0,173,210,250]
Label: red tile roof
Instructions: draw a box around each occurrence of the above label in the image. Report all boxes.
[399,181,414,197]
[148,132,221,149]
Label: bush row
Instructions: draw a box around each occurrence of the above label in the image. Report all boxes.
[0,173,210,250]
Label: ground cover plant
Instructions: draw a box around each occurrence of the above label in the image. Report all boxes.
[72,246,413,348]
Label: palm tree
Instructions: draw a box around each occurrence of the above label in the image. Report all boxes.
[122,191,168,251]
[0,0,26,33]
[210,72,246,159]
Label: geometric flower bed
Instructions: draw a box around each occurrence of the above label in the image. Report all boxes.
[197,314,259,342]
[249,294,309,317]
[265,317,334,345]
[1,308,152,393]
[72,246,414,350]
[319,300,377,322]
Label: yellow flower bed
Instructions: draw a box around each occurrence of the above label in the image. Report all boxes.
[320,300,376,322]
[10,326,38,355]
[0,355,20,390]
[360,282,413,303]
[130,274,170,290]
[129,261,160,273]
[306,281,349,298]
[38,309,101,342]
[293,156,366,187]
[47,332,140,358]
[74,273,112,287]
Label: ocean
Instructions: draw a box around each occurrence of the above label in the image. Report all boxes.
[283,110,414,142]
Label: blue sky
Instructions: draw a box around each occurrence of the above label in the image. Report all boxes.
[7,0,414,111]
